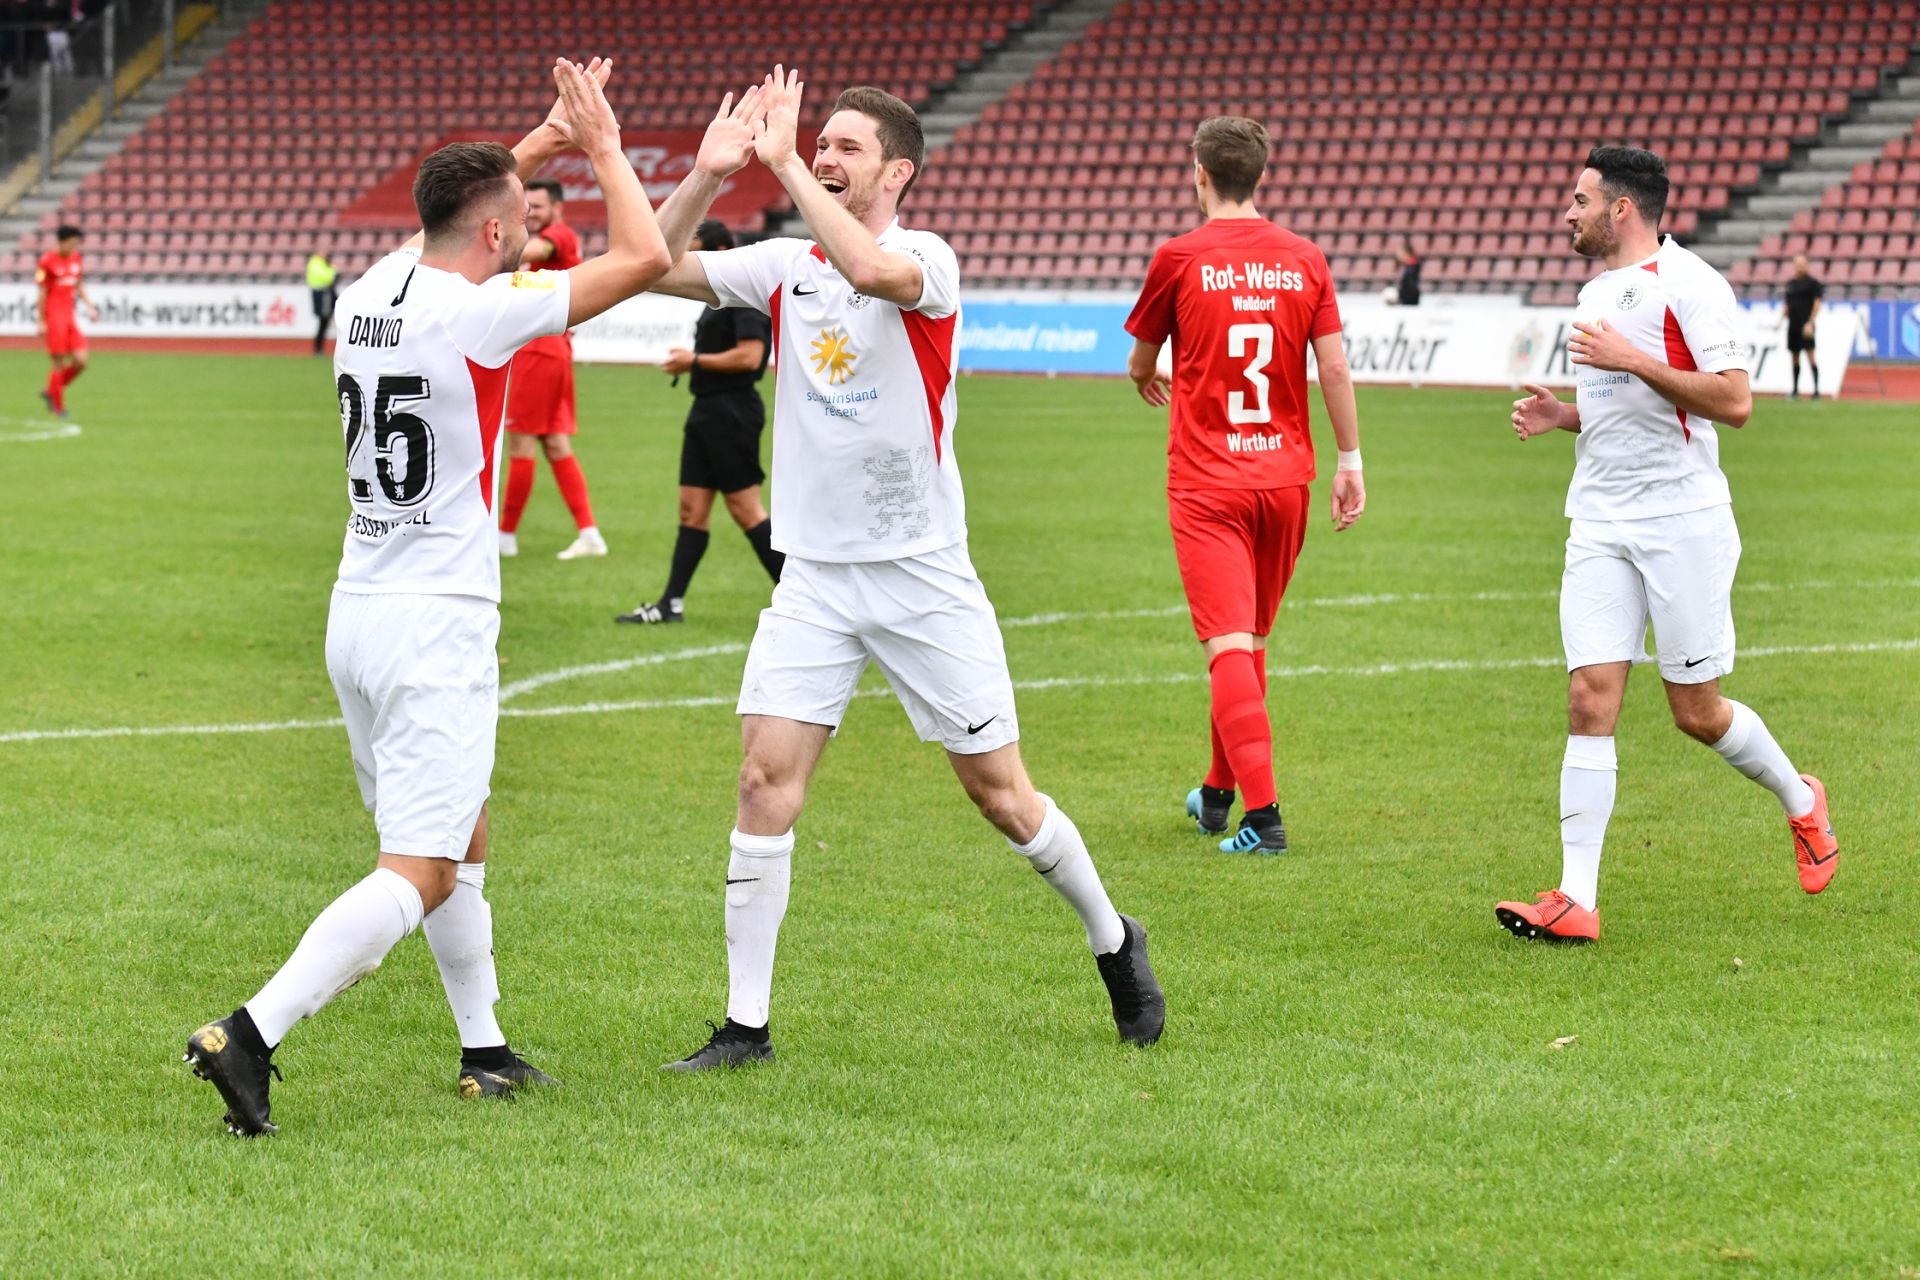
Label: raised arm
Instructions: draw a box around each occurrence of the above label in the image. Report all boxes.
[754,66,924,307]
[551,58,673,327]
[645,85,768,305]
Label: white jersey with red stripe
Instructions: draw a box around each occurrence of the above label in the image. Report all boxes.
[1568,235,1749,521]
[331,250,570,601]
[696,222,963,563]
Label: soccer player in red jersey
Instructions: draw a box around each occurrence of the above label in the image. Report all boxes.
[36,224,99,419]
[1125,116,1366,855]
[498,178,606,559]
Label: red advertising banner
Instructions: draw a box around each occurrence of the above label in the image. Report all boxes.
[338,130,793,230]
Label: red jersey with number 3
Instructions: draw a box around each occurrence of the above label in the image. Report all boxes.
[1126,219,1341,490]
[36,250,82,319]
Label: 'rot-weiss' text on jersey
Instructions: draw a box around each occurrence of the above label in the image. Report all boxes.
[698,222,963,562]
[36,250,82,318]
[1126,219,1342,490]
[332,250,571,601]
[1569,236,1749,521]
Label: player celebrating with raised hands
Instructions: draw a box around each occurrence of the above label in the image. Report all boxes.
[1495,146,1837,945]
[1125,115,1365,857]
[642,67,1164,1069]
[183,58,684,1136]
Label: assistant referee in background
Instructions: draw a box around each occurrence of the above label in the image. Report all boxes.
[618,219,782,625]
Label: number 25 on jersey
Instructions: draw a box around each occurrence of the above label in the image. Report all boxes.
[338,373,436,507]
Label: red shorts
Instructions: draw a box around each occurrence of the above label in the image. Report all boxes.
[504,336,575,436]
[1169,485,1310,640]
[45,312,85,357]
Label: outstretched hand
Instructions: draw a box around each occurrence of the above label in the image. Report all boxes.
[752,65,804,170]
[1511,383,1571,440]
[540,56,612,148]
[552,57,621,157]
[696,84,768,178]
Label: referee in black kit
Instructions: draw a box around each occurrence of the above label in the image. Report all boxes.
[617,220,783,625]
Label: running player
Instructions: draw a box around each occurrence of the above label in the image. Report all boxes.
[643,68,1164,1069]
[36,225,98,419]
[182,59,695,1135]
[1125,116,1366,856]
[499,178,605,560]
[1495,146,1837,944]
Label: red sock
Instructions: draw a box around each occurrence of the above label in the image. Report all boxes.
[45,367,64,413]
[500,456,535,533]
[1209,648,1275,810]
[1204,718,1234,790]
[61,363,84,387]
[549,453,595,530]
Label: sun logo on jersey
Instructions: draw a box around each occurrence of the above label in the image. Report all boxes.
[810,327,858,385]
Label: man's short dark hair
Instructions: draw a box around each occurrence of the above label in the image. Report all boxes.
[1192,117,1270,203]
[831,86,925,197]
[1584,145,1669,227]
[695,218,735,251]
[526,178,564,203]
[413,141,518,241]
[56,224,82,241]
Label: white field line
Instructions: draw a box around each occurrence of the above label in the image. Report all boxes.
[5,638,1916,745]
[0,420,82,443]
[498,643,747,702]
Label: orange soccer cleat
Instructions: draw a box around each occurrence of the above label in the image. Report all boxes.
[1790,773,1839,894]
[1495,890,1600,943]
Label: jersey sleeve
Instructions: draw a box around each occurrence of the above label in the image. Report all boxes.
[700,239,807,315]
[1307,246,1343,340]
[542,223,581,268]
[898,233,959,319]
[446,269,573,368]
[1674,266,1750,374]
[1124,244,1181,346]
[735,308,772,345]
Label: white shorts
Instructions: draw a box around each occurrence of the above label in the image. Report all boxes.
[737,543,1021,754]
[325,588,499,858]
[1561,505,1740,685]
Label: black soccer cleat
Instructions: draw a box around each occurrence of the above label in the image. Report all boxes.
[1220,803,1288,855]
[184,1016,282,1137]
[661,1018,775,1071]
[458,1051,560,1100]
[1096,914,1166,1046]
[615,599,684,625]
[1185,785,1234,835]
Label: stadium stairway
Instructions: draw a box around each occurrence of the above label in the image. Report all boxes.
[0,0,275,266]
[1694,46,1920,278]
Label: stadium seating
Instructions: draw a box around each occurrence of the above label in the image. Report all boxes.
[9,0,1037,281]
[918,0,1920,301]
[11,0,1920,303]
[1735,121,1920,294]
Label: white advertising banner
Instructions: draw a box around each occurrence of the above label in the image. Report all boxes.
[0,282,312,338]
[568,292,706,364]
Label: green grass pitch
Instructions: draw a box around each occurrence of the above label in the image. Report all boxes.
[2,351,1917,1277]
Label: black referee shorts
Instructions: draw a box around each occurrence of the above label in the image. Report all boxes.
[680,393,766,493]
[1786,323,1814,354]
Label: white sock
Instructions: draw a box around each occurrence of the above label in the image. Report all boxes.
[1011,795,1126,955]
[725,828,793,1029]
[422,861,504,1050]
[1710,700,1816,816]
[245,867,425,1048]
[1559,736,1617,912]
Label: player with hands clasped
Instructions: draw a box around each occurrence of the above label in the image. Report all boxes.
[1126,115,1365,857]
[1496,146,1836,945]
[641,67,1163,1071]
[184,59,674,1135]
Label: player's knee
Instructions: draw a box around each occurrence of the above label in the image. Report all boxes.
[1669,699,1724,743]
[737,754,798,817]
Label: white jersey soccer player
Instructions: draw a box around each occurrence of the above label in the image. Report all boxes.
[184,59,685,1135]
[1495,146,1838,945]
[641,69,1163,1070]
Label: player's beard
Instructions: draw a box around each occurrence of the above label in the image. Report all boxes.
[499,231,526,276]
[1571,217,1614,259]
